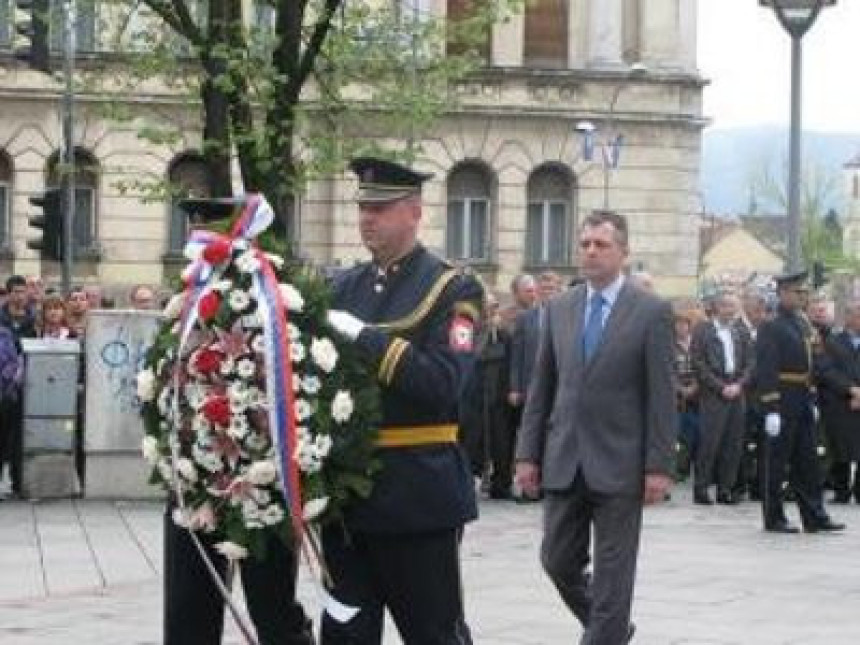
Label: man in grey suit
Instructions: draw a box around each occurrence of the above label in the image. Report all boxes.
[515,211,676,645]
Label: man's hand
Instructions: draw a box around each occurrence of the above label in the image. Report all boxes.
[507,391,524,407]
[515,461,541,498]
[721,383,741,400]
[764,413,781,437]
[326,310,365,341]
[643,473,673,506]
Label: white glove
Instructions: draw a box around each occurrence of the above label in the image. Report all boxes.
[326,310,365,341]
[764,413,781,438]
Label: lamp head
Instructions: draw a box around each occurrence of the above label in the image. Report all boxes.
[760,0,836,38]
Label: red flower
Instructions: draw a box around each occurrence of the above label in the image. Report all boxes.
[193,348,223,375]
[202,239,232,265]
[202,395,231,426]
[198,291,222,321]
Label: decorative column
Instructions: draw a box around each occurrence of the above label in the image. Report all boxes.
[678,0,698,72]
[587,0,624,68]
[639,0,681,70]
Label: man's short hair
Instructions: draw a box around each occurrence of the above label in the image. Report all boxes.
[6,275,26,291]
[582,210,629,246]
[510,273,534,294]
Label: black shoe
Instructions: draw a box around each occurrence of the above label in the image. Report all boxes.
[803,518,846,533]
[831,492,851,504]
[693,489,713,505]
[488,489,513,500]
[765,521,800,534]
[716,490,739,505]
[627,622,636,642]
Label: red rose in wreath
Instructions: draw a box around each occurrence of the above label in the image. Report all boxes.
[198,291,222,321]
[193,348,223,376]
[202,239,232,265]
[202,395,231,427]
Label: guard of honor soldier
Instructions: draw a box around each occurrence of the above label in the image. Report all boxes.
[755,270,845,534]
[322,157,483,644]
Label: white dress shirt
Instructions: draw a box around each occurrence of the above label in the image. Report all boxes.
[714,320,736,375]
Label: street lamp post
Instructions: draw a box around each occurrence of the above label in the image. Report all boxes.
[760,0,835,272]
[577,63,648,211]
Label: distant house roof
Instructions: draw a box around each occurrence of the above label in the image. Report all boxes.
[846,151,860,168]
[740,214,788,255]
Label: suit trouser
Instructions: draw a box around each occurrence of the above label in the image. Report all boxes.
[761,410,828,527]
[0,399,22,493]
[542,474,642,645]
[830,460,860,499]
[320,527,472,645]
[694,393,745,493]
[163,508,313,645]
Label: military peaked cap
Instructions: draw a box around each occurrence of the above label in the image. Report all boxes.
[350,157,433,204]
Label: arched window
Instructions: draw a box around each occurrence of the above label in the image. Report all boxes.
[446,0,491,63]
[0,151,11,247]
[446,163,493,263]
[524,0,568,69]
[47,148,99,258]
[166,153,210,255]
[526,164,574,266]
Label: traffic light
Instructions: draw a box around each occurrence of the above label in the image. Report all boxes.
[812,260,829,290]
[12,0,51,74]
[27,189,63,261]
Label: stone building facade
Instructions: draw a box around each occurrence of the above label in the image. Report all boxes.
[0,0,704,297]
[843,151,860,259]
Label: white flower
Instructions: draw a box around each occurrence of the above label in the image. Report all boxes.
[184,382,207,411]
[157,459,174,483]
[177,458,198,483]
[279,283,305,312]
[331,391,354,424]
[310,337,338,373]
[212,279,233,292]
[220,357,235,376]
[236,358,256,379]
[141,436,159,464]
[245,431,268,452]
[296,425,310,441]
[264,252,284,269]
[261,504,285,526]
[290,341,306,364]
[157,387,172,416]
[214,541,248,560]
[172,507,190,528]
[235,250,261,274]
[294,398,313,421]
[242,500,264,528]
[302,375,321,395]
[302,497,330,522]
[252,334,266,353]
[244,386,267,409]
[228,289,252,312]
[192,444,223,473]
[246,460,278,486]
[252,488,271,506]
[314,433,333,458]
[136,368,156,402]
[228,414,249,440]
[233,239,250,252]
[163,293,185,320]
[287,323,301,342]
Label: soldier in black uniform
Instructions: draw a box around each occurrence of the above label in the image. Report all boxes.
[322,157,483,644]
[756,270,845,534]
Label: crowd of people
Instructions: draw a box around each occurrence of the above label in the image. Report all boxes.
[0,276,162,499]
[464,266,859,524]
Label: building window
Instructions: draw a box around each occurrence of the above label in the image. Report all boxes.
[166,154,210,256]
[446,0,490,63]
[50,1,98,53]
[0,0,11,49]
[446,163,493,263]
[526,165,574,266]
[524,0,568,69]
[0,151,11,248]
[47,148,100,258]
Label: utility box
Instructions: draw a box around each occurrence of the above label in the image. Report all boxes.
[20,338,81,498]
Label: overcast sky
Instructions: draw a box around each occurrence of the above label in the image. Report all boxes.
[698,0,860,132]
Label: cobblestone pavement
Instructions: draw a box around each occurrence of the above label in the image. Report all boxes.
[2,485,860,644]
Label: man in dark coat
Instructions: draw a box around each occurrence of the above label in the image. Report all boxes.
[817,299,860,502]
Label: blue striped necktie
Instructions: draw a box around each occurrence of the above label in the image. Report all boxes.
[583,292,606,361]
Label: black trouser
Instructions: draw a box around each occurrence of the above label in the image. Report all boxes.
[163,508,313,645]
[829,461,860,500]
[488,403,516,495]
[761,409,828,528]
[321,527,472,645]
[735,408,763,498]
[0,398,22,494]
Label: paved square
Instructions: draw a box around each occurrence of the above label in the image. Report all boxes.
[1,486,859,644]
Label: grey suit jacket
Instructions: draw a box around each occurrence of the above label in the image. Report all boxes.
[509,305,541,394]
[516,281,677,495]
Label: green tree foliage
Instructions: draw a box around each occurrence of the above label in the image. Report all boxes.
[85,0,518,239]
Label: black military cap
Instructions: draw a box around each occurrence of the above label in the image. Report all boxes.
[177,197,245,225]
[774,269,809,290]
[350,157,433,204]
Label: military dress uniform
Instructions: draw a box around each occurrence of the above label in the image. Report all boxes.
[755,273,840,533]
[321,242,483,645]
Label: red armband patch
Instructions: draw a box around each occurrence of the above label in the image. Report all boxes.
[449,315,475,352]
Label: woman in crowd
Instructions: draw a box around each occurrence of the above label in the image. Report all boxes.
[38,294,73,339]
